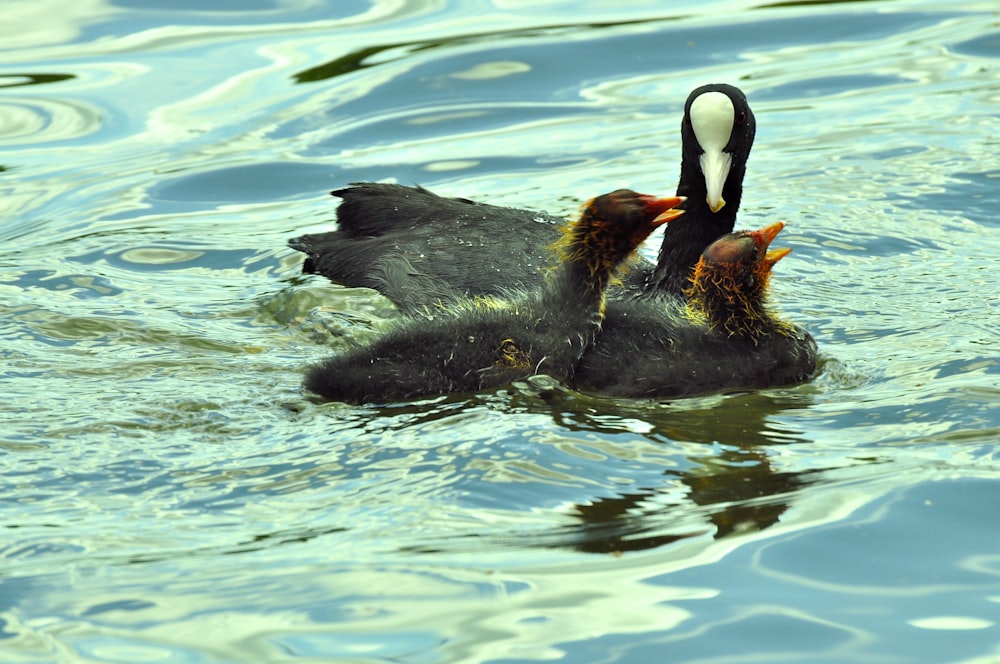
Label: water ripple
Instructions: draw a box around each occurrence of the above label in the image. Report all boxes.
[0,97,102,145]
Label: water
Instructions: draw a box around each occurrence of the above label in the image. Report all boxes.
[2,0,999,661]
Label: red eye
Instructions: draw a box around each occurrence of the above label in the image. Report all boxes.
[735,111,746,126]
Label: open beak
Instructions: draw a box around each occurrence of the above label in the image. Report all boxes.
[638,194,686,226]
[754,222,789,267]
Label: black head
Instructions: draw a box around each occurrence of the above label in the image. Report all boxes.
[679,83,756,216]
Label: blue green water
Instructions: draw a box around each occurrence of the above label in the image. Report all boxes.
[2,0,999,662]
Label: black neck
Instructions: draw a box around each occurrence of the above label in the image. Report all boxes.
[646,157,744,296]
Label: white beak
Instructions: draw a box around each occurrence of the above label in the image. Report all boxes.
[700,149,732,213]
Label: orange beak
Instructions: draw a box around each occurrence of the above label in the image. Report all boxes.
[637,194,686,226]
[764,246,792,267]
[755,221,785,248]
[753,222,789,267]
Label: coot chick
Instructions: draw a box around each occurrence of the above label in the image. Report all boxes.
[304,191,685,404]
[288,83,755,312]
[572,222,817,398]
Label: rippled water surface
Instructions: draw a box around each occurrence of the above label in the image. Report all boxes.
[2,0,1000,662]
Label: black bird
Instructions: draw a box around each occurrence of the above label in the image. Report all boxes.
[289,83,755,313]
[304,191,685,404]
[572,222,818,398]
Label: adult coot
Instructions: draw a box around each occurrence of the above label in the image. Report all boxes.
[304,191,685,404]
[289,83,755,312]
[572,222,818,398]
